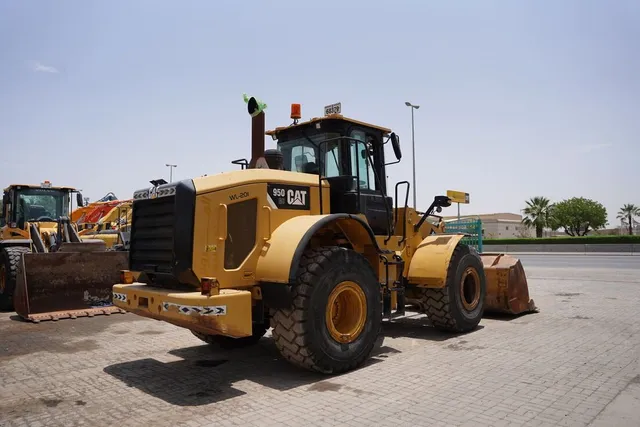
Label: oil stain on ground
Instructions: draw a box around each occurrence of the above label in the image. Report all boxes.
[555,292,582,297]
[308,381,373,396]
[446,339,486,351]
[39,398,63,408]
[137,330,167,335]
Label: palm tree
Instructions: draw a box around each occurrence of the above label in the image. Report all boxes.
[617,204,640,235]
[522,196,554,238]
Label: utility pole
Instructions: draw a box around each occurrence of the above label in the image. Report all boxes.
[405,101,420,209]
[165,163,177,183]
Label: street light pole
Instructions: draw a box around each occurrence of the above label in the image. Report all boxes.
[405,101,420,209]
[165,163,177,183]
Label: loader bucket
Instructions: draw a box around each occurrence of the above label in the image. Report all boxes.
[13,251,129,323]
[480,253,538,316]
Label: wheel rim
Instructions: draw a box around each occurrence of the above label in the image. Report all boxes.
[0,264,5,294]
[460,267,481,311]
[326,281,367,344]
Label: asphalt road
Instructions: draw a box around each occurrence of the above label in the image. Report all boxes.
[516,254,640,270]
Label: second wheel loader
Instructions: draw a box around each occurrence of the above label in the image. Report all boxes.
[113,97,536,374]
[0,182,128,322]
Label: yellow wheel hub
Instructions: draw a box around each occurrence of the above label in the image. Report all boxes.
[460,266,481,311]
[325,281,367,344]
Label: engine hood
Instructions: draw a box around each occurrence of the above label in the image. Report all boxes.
[192,169,322,195]
[132,169,322,201]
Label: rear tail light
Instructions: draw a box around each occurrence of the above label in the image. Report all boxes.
[120,270,134,284]
[201,277,219,296]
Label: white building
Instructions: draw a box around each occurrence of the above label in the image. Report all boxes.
[443,213,534,239]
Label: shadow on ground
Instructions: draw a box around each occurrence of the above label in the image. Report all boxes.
[380,312,485,340]
[482,311,539,322]
[103,336,394,406]
[103,312,487,406]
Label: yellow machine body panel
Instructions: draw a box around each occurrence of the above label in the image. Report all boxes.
[112,284,253,338]
[1,221,62,244]
[406,234,465,287]
[189,168,330,289]
[255,213,379,284]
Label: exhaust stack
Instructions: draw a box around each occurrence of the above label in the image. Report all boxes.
[245,94,269,169]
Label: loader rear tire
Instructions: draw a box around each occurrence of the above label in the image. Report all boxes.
[417,243,486,333]
[270,246,382,374]
[190,320,269,349]
[0,246,30,311]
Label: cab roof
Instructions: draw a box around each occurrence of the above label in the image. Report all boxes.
[4,183,77,192]
[265,113,392,137]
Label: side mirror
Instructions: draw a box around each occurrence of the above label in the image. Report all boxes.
[76,193,84,207]
[433,195,452,208]
[390,133,402,160]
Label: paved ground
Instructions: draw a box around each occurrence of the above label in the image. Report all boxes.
[1,259,639,427]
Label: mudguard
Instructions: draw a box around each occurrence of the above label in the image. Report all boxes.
[406,234,466,287]
[255,213,380,284]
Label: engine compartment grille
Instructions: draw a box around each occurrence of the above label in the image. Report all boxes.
[129,195,175,274]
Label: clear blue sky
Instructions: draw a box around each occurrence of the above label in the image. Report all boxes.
[1,1,638,228]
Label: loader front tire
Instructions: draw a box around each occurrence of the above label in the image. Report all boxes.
[419,243,486,333]
[271,246,382,374]
[0,246,30,311]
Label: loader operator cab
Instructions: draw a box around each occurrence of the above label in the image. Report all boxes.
[266,113,404,236]
[2,182,84,231]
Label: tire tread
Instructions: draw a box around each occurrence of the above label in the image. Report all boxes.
[0,246,30,311]
[271,246,381,374]
[412,243,484,333]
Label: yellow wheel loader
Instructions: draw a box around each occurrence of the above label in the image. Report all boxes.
[0,182,128,322]
[75,199,132,251]
[113,97,536,374]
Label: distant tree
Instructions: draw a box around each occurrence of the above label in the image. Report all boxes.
[552,197,608,236]
[617,204,640,235]
[522,196,554,238]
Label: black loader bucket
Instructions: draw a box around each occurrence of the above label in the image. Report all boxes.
[13,250,129,323]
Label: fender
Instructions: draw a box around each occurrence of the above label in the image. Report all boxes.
[406,234,466,288]
[256,213,383,285]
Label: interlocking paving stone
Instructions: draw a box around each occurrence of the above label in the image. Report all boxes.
[0,264,639,426]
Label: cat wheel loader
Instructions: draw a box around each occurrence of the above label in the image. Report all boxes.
[112,96,536,374]
[0,182,128,322]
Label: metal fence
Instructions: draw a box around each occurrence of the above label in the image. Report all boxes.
[443,218,483,253]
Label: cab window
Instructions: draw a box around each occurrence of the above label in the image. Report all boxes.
[349,130,376,191]
[290,144,318,173]
[278,132,341,176]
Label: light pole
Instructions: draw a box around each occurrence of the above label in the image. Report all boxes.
[165,163,177,183]
[405,101,419,209]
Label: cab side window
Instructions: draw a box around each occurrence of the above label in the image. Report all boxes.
[290,144,318,174]
[324,143,341,177]
[349,130,376,191]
